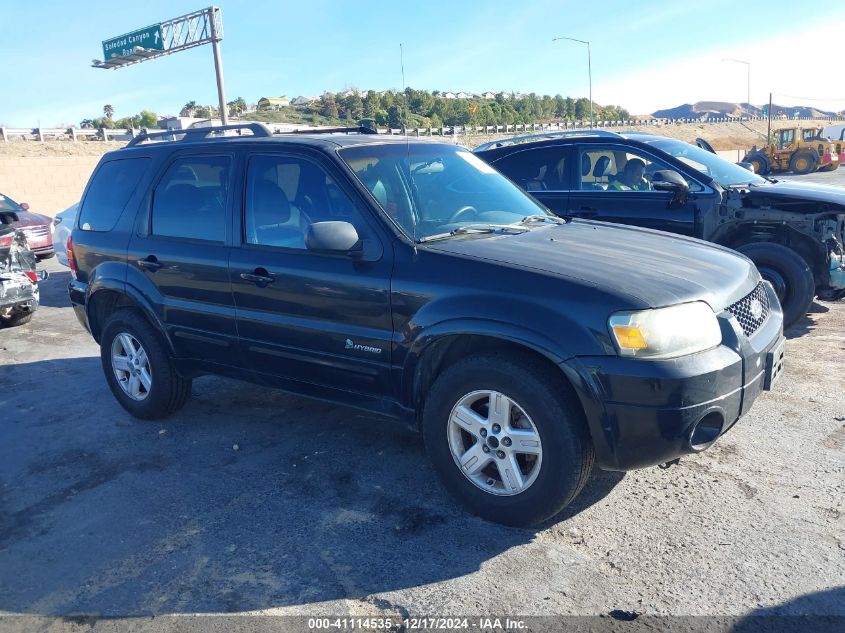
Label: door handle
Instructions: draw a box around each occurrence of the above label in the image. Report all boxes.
[137,256,162,271]
[240,268,275,285]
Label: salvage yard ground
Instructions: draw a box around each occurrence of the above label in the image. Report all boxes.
[0,264,843,627]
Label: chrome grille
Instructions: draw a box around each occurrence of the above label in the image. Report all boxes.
[727,282,770,337]
[22,225,50,237]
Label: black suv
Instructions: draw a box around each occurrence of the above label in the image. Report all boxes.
[68,123,785,526]
[475,130,845,327]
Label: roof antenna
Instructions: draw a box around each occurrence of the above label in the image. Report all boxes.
[400,43,417,252]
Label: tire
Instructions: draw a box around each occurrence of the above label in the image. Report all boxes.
[789,152,817,175]
[746,153,769,175]
[737,243,815,328]
[422,351,594,527]
[100,308,192,419]
[1,309,33,327]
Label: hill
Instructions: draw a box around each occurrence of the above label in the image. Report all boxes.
[652,101,835,120]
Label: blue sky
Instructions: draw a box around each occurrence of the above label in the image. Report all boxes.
[2,0,845,126]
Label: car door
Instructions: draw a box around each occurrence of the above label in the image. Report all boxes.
[126,150,240,366]
[566,144,699,236]
[488,145,572,216]
[229,149,394,397]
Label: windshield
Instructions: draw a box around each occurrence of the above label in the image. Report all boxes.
[0,193,23,212]
[642,137,767,187]
[339,143,551,241]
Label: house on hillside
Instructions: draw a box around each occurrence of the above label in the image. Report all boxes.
[442,92,457,99]
[456,91,472,99]
[291,95,317,106]
[481,92,496,100]
[258,96,290,110]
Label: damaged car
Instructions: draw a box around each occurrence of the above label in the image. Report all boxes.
[1,211,47,327]
[475,131,845,327]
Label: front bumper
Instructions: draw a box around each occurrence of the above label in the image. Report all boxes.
[566,283,784,471]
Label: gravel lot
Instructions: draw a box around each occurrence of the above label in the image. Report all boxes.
[1,184,844,629]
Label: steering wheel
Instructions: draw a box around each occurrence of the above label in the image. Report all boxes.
[449,205,479,224]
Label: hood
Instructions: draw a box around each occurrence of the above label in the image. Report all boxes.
[12,210,51,228]
[746,180,845,208]
[425,220,759,311]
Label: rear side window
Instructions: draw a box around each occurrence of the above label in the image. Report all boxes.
[492,147,568,191]
[78,158,150,231]
[151,156,230,242]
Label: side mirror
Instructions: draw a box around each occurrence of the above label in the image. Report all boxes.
[305,221,362,256]
[0,211,19,223]
[20,203,30,211]
[38,270,49,281]
[651,169,690,205]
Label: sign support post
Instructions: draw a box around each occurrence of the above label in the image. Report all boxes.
[209,13,228,125]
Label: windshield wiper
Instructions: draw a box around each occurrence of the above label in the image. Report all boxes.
[517,214,565,225]
[417,224,529,243]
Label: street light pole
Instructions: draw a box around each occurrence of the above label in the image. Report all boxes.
[722,58,751,108]
[553,36,593,128]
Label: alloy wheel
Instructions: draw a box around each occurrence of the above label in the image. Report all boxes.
[447,390,543,496]
[111,332,152,401]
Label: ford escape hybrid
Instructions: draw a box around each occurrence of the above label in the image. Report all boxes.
[68,123,785,526]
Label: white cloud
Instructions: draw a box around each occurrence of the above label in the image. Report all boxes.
[594,19,845,114]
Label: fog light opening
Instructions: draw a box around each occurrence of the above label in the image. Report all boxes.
[689,411,725,451]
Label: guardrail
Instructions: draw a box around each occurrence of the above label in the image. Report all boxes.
[3,114,844,142]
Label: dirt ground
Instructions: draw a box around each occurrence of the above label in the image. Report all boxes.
[0,252,843,631]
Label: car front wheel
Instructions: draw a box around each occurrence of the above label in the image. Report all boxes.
[422,351,593,527]
[737,242,815,328]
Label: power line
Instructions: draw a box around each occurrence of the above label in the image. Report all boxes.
[773,93,845,103]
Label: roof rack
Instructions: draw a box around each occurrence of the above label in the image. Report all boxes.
[125,122,380,148]
[126,122,273,147]
[473,129,622,152]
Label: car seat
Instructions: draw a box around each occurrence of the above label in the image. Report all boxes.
[249,180,305,248]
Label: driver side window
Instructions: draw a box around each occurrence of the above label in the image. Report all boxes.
[579,147,701,193]
[244,155,368,250]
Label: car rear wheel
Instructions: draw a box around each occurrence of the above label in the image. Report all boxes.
[737,243,815,328]
[422,351,593,527]
[789,152,817,175]
[100,309,192,419]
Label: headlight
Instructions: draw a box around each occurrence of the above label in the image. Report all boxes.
[608,301,722,359]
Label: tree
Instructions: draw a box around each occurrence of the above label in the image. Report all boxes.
[103,104,114,120]
[340,94,364,120]
[195,106,212,118]
[318,93,339,119]
[182,101,197,117]
[363,91,381,118]
[79,119,95,129]
[228,97,247,118]
[574,97,590,120]
[387,104,404,129]
[139,110,158,127]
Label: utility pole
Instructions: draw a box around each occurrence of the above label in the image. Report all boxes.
[767,92,772,143]
[553,36,593,128]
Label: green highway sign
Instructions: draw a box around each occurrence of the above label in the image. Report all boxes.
[102,24,164,60]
